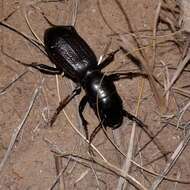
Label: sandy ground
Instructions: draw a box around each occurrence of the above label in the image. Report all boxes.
[0,0,190,190]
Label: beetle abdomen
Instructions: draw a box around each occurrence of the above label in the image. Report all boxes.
[98,94,123,129]
[84,71,124,128]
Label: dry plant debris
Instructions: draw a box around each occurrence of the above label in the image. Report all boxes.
[0,0,190,190]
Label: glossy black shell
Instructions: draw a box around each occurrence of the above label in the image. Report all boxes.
[83,71,123,128]
[44,26,98,82]
[44,25,124,129]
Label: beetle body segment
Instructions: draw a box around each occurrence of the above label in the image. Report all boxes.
[83,71,124,129]
[44,26,98,82]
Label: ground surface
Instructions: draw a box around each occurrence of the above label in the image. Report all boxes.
[0,0,190,190]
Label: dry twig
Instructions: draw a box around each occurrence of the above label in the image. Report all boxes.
[150,128,190,189]
[0,84,42,172]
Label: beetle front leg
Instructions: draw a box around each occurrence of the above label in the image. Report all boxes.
[98,48,120,70]
[79,95,89,139]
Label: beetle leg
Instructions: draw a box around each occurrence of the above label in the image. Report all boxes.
[1,49,62,75]
[79,95,89,139]
[29,63,63,75]
[123,110,168,161]
[98,49,120,70]
[50,86,81,126]
[123,110,148,128]
[88,122,102,155]
[108,72,147,81]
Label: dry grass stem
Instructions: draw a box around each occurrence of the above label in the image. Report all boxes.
[53,151,148,190]
[150,128,190,190]
[152,0,162,69]
[164,46,190,94]
[0,70,28,95]
[23,7,44,45]
[116,79,145,189]
[0,84,42,172]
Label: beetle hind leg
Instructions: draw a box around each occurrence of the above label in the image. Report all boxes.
[123,110,168,161]
[79,95,89,139]
[108,72,147,81]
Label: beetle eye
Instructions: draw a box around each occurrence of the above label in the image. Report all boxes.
[66,26,76,33]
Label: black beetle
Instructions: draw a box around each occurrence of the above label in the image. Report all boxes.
[0,21,168,158]
[0,22,151,142]
[26,25,149,140]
